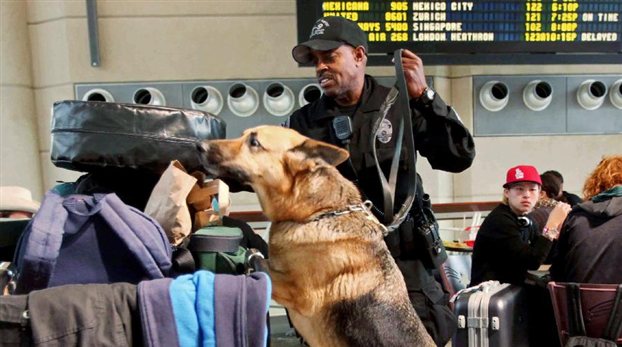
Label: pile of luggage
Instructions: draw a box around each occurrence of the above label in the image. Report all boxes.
[0,100,271,347]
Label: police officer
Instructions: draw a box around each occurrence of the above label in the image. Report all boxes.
[286,16,476,346]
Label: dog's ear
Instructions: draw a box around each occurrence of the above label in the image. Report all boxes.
[294,139,350,166]
[285,139,349,176]
[284,151,318,176]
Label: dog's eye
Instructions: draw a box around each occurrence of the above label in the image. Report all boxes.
[249,137,260,147]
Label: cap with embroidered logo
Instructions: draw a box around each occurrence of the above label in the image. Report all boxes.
[292,16,368,64]
[503,165,542,188]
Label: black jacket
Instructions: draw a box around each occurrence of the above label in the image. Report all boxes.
[550,196,622,283]
[288,75,475,221]
[470,203,553,286]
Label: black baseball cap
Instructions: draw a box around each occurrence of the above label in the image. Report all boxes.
[292,16,368,64]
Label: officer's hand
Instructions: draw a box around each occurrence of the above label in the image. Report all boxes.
[398,49,428,100]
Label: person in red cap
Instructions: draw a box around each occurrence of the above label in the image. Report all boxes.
[470,165,570,286]
[469,165,571,346]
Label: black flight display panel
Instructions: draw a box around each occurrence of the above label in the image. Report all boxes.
[296,1,622,65]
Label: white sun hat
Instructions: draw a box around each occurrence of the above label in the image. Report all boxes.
[0,186,40,213]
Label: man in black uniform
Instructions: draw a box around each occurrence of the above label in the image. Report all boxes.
[286,16,475,346]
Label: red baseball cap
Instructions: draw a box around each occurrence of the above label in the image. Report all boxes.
[503,165,542,188]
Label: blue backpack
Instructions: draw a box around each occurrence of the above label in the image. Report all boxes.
[12,190,172,294]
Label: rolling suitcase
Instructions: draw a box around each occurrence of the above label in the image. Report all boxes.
[452,281,530,347]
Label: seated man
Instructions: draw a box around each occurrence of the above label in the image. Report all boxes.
[470,165,570,286]
[528,171,561,232]
[542,170,582,207]
[528,172,562,264]
[469,165,571,347]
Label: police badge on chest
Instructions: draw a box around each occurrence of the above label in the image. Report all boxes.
[376,118,393,144]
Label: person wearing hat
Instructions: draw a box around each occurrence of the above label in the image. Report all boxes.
[286,16,476,346]
[0,186,40,219]
[470,165,571,287]
[469,166,571,347]
[0,186,41,262]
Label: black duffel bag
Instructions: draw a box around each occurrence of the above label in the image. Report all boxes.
[51,100,226,174]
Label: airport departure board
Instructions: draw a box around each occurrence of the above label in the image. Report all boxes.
[296,0,622,64]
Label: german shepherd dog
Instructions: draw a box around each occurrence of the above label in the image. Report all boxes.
[202,125,434,347]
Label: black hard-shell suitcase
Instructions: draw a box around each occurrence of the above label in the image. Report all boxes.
[452,281,530,347]
[51,100,226,174]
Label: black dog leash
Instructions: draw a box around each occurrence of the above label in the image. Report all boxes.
[370,49,417,232]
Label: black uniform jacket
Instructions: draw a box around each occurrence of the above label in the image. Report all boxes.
[470,203,553,286]
[288,75,475,219]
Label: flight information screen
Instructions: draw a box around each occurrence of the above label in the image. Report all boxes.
[296,0,622,64]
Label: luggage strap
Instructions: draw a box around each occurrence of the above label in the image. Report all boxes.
[171,245,196,275]
[15,191,66,292]
[467,291,485,347]
[188,234,241,253]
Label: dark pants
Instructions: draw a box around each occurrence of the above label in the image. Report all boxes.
[397,258,457,347]
[0,283,140,346]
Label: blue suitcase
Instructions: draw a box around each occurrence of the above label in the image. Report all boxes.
[452,281,530,347]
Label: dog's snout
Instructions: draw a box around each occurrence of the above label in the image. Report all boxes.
[202,141,225,165]
[195,140,220,169]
